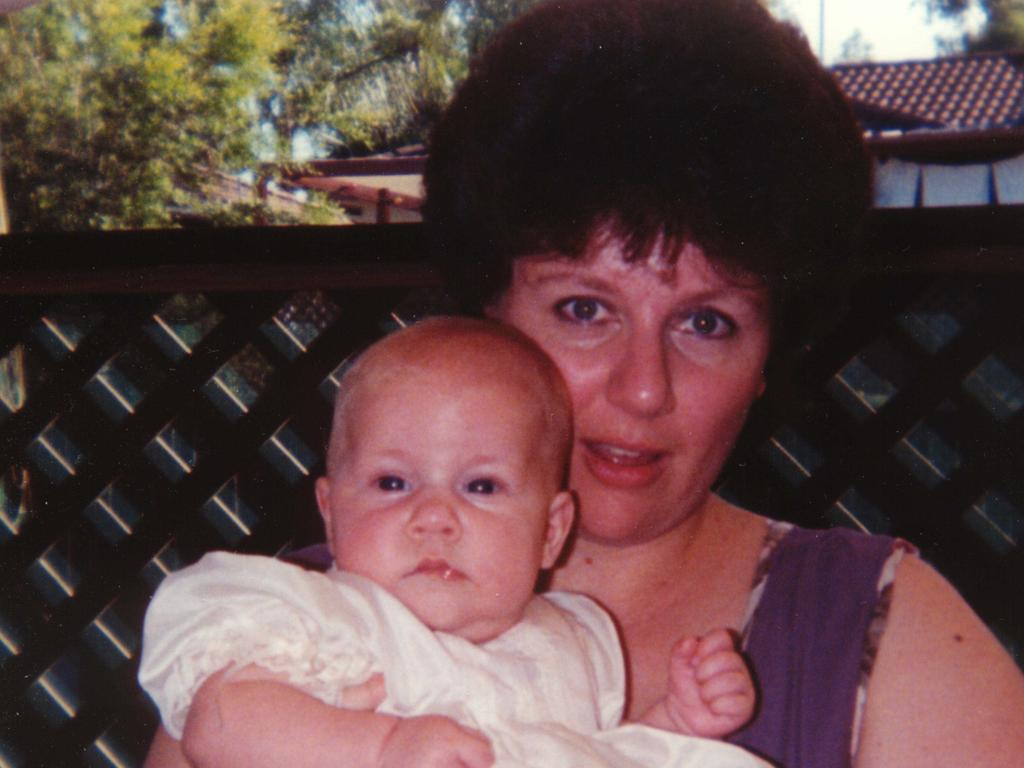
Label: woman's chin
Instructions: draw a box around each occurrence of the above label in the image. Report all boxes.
[575,509,667,548]
[573,482,705,549]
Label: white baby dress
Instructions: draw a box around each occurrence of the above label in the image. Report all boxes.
[139,552,767,768]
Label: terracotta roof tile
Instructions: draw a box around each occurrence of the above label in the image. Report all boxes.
[833,53,1024,132]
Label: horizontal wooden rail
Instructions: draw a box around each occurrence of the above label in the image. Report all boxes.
[1,207,1023,295]
[0,224,440,294]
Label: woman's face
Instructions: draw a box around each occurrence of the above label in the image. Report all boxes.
[489,237,772,546]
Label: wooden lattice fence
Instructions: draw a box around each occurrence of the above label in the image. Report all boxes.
[0,217,1021,766]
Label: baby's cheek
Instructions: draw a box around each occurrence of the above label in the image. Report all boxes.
[484,538,544,600]
[335,529,388,577]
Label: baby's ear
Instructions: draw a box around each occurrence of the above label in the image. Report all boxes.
[314,476,335,555]
[541,491,575,569]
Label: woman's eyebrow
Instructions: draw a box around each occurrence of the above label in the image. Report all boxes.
[522,267,614,292]
[522,262,769,311]
[682,283,769,304]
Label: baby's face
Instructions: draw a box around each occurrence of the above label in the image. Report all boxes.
[316,363,572,643]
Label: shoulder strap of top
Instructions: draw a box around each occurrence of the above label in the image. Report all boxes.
[727,525,902,768]
[738,519,792,642]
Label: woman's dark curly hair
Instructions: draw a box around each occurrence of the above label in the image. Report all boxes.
[423,0,872,326]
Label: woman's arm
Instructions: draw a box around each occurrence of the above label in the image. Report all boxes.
[855,555,1024,767]
[141,667,396,768]
[140,668,395,768]
[162,667,492,768]
[180,671,399,768]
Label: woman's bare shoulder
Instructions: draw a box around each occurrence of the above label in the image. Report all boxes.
[856,554,1024,767]
[706,496,771,548]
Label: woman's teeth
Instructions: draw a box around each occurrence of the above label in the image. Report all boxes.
[591,443,655,464]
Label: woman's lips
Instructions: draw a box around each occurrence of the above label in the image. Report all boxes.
[410,558,466,581]
[581,440,666,489]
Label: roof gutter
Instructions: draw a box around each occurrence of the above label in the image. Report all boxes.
[866,128,1024,163]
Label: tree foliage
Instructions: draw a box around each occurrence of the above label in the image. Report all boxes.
[0,0,291,229]
[0,0,540,231]
[925,0,1024,52]
[271,0,545,155]
[270,0,456,155]
[837,30,875,63]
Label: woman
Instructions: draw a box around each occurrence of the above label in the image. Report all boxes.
[145,1,1024,766]
[422,2,1024,766]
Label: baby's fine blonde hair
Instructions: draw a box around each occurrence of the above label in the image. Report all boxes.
[325,317,573,486]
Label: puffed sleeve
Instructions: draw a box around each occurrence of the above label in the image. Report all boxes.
[138,552,382,738]
[542,591,626,731]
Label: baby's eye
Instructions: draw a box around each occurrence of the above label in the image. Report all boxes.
[466,478,499,495]
[554,297,609,324]
[376,475,408,492]
[680,309,734,339]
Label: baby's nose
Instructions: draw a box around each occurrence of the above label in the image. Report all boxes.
[407,496,461,539]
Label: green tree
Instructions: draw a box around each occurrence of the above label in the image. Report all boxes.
[0,0,292,229]
[925,0,1024,52]
[837,29,875,63]
[458,0,538,56]
[273,0,544,156]
[271,0,462,156]
[0,0,541,230]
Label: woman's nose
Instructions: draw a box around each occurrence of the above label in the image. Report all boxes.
[407,496,461,539]
[606,331,675,417]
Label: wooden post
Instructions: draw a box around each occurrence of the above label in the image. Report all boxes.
[1,0,46,230]
[376,188,392,224]
[0,144,9,235]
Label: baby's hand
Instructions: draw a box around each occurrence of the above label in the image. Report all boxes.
[378,715,494,768]
[657,629,756,738]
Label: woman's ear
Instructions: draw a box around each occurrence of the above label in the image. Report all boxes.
[314,476,336,557]
[541,491,576,569]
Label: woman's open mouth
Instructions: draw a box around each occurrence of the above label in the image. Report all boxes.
[582,440,666,488]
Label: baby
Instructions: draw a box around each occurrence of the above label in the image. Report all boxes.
[139,317,766,768]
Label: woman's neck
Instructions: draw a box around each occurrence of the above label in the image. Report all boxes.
[550,495,765,630]
[552,497,715,607]
[550,496,768,718]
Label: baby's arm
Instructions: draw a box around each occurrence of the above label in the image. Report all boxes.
[139,553,494,767]
[639,629,755,739]
[180,665,494,768]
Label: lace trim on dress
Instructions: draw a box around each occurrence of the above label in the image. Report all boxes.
[738,519,792,647]
[162,609,379,736]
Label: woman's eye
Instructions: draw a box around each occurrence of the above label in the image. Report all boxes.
[681,309,734,338]
[555,297,608,324]
[466,478,498,495]
[376,475,407,492]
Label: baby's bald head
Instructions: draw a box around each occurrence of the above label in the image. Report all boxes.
[326,317,573,489]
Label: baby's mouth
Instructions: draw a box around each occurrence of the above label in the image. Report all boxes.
[410,558,467,581]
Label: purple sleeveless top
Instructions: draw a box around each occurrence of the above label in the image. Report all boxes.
[288,524,901,768]
[727,525,900,768]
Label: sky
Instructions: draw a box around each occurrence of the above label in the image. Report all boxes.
[782,0,985,64]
